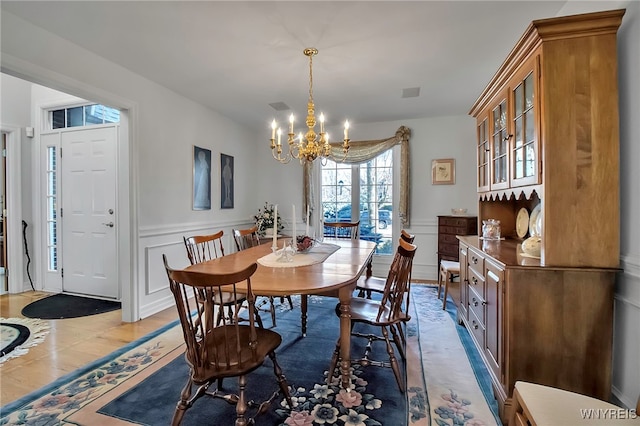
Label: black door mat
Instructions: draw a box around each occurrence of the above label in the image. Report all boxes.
[22,294,121,319]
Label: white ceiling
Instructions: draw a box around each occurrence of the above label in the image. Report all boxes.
[1,1,570,132]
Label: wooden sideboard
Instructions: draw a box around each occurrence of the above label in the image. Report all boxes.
[464,9,624,423]
[437,215,477,266]
[458,237,616,423]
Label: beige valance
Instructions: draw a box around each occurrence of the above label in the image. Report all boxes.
[304,125,411,227]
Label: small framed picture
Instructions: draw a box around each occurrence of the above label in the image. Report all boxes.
[432,158,455,185]
[193,145,211,210]
[220,153,234,209]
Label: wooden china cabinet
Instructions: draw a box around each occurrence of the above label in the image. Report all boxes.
[462,9,625,423]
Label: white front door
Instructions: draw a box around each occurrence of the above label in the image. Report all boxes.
[61,126,118,299]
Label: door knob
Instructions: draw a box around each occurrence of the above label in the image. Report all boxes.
[103,222,114,228]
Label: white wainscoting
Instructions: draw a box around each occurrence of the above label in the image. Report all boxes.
[611,254,640,409]
[405,219,441,281]
[137,219,254,319]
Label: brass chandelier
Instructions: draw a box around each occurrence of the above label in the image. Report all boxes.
[269,48,350,164]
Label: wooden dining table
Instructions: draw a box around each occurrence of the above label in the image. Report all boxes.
[184,237,376,390]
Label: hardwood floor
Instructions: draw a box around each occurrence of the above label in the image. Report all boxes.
[0,291,180,406]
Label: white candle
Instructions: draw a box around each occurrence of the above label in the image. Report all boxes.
[344,120,350,139]
[272,204,278,247]
[277,128,282,147]
[305,205,310,236]
[292,204,296,241]
[271,119,277,139]
[319,113,325,133]
[289,114,294,134]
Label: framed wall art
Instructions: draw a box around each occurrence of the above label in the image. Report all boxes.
[432,158,455,185]
[193,145,212,210]
[220,153,234,209]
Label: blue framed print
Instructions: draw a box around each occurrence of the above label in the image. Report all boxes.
[193,145,211,210]
[220,153,234,209]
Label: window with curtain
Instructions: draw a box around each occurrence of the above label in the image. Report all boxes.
[321,150,394,254]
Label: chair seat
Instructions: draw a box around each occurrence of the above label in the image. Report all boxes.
[201,290,247,305]
[511,381,640,426]
[438,260,460,310]
[189,326,282,381]
[356,275,386,294]
[440,260,460,273]
[348,298,411,326]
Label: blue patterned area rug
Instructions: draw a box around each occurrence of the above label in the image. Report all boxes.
[0,285,499,425]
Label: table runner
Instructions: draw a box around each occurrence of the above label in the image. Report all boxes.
[257,242,340,268]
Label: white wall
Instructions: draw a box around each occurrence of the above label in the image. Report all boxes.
[1,11,260,321]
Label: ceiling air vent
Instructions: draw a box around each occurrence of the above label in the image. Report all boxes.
[269,102,290,111]
[401,87,420,98]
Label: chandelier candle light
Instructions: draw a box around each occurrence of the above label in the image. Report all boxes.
[292,204,296,243]
[272,204,278,249]
[269,48,350,164]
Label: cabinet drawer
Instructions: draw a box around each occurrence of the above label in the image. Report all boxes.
[468,306,486,349]
[440,217,474,227]
[468,267,485,299]
[468,247,485,276]
[439,233,460,244]
[438,242,459,256]
[439,225,473,235]
[468,285,485,327]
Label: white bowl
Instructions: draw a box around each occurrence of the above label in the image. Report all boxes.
[451,208,468,215]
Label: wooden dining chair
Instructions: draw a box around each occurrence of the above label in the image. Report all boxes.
[327,238,417,392]
[323,220,360,240]
[232,226,293,327]
[184,230,261,327]
[183,230,225,264]
[232,225,261,251]
[163,255,292,426]
[356,230,415,298]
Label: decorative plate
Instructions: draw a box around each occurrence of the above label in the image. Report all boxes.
[529,204,542,237]
[516,207,529,239]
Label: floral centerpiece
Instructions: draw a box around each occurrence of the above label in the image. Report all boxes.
[254,202,284,237]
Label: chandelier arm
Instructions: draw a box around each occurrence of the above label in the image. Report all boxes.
[271,147,292,164]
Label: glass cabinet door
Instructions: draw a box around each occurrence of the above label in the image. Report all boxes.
[477,115,490,192]
[510,56,539,187]
[490,98,509,190]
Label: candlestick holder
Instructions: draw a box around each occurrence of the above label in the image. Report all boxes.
[272,239,296,262]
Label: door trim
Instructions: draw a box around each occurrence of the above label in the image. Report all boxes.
[3,56,137,322]
[0,125,24,294]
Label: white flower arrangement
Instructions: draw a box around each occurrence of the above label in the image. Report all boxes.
[254,202,284,236]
